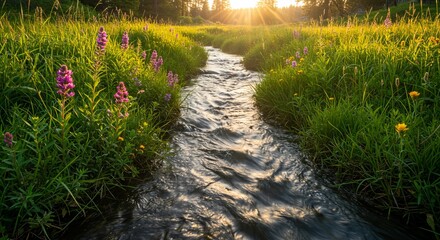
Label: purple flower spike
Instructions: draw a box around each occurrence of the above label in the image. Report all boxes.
[121,31,129,49]
[167,71,179,87]
[303,47,308,55]
[291,61,297,68]
[164,93,172,102]
[150,50,163,72]
[3,132,13,147]
[150,50,158,63]
[56,65,75,98]
[141,51,147,60]
[114,82,129,104]
[384,10,392,28]
[154,56,163,72]
[97,26,108,51]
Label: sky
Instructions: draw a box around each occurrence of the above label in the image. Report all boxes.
[208,0,302,9]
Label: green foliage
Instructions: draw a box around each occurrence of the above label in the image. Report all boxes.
[0,15,206,239]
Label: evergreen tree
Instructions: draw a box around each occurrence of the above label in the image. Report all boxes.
[257,0,277,8]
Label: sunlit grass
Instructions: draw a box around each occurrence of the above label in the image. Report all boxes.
[0,12,207,239]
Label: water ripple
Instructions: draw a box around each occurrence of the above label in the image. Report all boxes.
[65,47,429,240]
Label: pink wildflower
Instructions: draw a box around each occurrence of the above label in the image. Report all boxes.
[3,132,13,147]
[56,65,75,98]
[114,82,129,104]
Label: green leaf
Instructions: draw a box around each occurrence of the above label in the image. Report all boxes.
[427,214,436,233]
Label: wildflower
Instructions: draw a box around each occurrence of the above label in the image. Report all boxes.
[143,122,148,127]
[297,70,304,74]
[291,61,297,68]
[56,65,75,98]
[121,31,129,49]
[409,91,420,100]
[155,56,163,72]
[299,58,304,62]
[428,36,440,44]
[295,51,300,59]
[328,97,335,101]
[384,10,392,28]
[167,71,179,87]
[139,145,145,150]
[3,132,13,147]
[114,82,129,104]
[164,93,172,102]
[294,93,298,97]
[141,51,147,60]
[118,136,124,141]
[150,50,158,63]
[303,47,308,55]
[150,50,163,72]
[395,123,409,133]
[96,26,108,51]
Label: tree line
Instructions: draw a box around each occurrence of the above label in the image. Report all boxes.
[1,0,433,23]
[302,0,435,19]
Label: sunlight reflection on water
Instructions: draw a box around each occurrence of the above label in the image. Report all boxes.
[65,47,430,240]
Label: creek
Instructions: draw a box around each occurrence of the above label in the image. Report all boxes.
[66,47,429,240]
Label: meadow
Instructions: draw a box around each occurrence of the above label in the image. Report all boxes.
[0,11,207,239]
[179,3,440,237]
[1,1,439,239]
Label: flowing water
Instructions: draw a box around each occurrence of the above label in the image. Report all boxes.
[67,47,430,240]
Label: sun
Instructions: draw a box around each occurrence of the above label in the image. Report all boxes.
[209,0,300,9]
[230,0,258,9]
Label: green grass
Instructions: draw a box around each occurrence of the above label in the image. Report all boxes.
[0,12,207,239]
[180,3,440,238]
[2,1,440,239]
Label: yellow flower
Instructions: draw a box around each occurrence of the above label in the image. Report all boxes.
[297,70,304,74]
[428,36,439,44]
[294,93,298,97]
[395,123,409,133]
[409,91,420,100]
[139,145,145,150]
[328,97,335,101]
[299,58,304,62]
[118,136,124,141]
[143,122,148,127]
